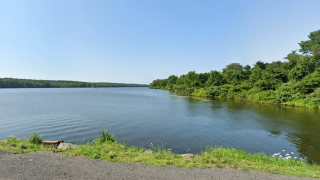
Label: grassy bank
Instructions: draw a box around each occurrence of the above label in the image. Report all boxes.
[1,132,320,178]
[153,87,320,109]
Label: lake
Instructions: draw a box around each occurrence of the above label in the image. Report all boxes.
[0,87,319,163]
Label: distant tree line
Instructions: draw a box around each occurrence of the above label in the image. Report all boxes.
[0,78,149,88]
[150,30,320,108]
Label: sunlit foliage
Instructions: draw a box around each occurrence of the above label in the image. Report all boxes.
[150,30,320,108]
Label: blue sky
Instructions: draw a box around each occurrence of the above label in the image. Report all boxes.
[1,0,319,84]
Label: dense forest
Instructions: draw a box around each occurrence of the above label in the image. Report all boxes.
[0,78,149,88]
[150,30,320,108]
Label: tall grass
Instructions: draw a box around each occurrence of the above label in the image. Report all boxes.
[100,130,116,143]
[27,133,43,144]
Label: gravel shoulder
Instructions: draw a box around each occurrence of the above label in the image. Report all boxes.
[0,151,317,180]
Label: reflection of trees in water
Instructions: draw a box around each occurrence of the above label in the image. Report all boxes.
[223,98,320,133]
[286,133,320,164]
[212,98,320,163]
[175,95,320,163]
[269,131,282,137]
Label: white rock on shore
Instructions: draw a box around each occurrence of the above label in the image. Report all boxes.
[57,143,78,150]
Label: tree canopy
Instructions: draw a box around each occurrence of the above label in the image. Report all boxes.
[0,78,149,88]
[150,29,320,108]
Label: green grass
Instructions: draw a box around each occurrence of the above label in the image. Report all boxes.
[0,135,57,154]
[99,130,116,143]
[27,133,43,144]
[1,132,320,178]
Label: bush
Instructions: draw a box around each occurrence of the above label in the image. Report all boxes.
[276,82,297,103]
[27,133,43,144]
[252,90,276,102]
[305,88,320,107]
[100,130,116,143]
[192,88,211,97]
[205,86,220,96]
[218,85,231,97]
[295,71,320,94]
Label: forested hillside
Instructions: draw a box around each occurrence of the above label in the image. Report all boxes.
[0,78,149,88]
[150,30,320,108]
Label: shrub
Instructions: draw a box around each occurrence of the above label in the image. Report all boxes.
[305,88,320,107]
[192,88,211,97]
[27,133,43,144]
[100,130,116,143]
[93,153,100,159]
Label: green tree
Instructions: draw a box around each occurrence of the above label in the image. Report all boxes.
[148,29,320,108]
[288,56,316,81]
[184,71,199,87]
[242,65,251,79]
[299,29,320,55]
[167,75,178,86]
[284,51,301,70]
[222,63,243,73]
[198,73,210,87]
[222,63,245,85]
[206,70,224,86]
[253,61,267,70]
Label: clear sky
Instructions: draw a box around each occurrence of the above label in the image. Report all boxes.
[1,0,319,84]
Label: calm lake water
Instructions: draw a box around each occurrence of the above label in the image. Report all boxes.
[0,88,319,163]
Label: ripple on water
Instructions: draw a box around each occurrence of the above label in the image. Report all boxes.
[0,88,318,163]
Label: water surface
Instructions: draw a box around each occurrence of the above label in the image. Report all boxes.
[0,88,319,163]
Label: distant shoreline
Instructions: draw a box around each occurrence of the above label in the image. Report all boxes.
[0,78,149,88]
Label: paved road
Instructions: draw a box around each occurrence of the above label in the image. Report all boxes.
[0,151,317,180]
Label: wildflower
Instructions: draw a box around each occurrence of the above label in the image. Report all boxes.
[279,155,282,158]
[295,157,297,159]
[291,152,294,155]
[285,153,289,156]
[282,150,285,152]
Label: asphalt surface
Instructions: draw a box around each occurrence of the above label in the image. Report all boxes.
[0,151,317,180]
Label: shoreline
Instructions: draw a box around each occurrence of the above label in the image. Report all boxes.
[153,88,320,109]
[2,151,316,180]
[1,133,320,178]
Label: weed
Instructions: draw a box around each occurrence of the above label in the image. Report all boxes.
[100,130,116,143]
[216,164,224,168]
[19,144,27,149]
[108,151,116,159]
[123,139,126,148]
[27,133,43,144]
[93,153,100,159]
